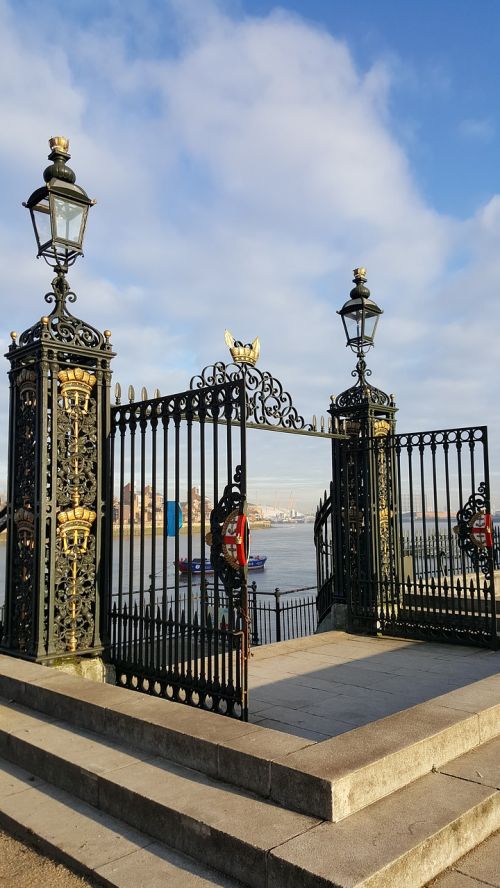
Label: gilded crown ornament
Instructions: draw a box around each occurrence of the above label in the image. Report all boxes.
[49,136,70,155]
[57,507,96,555]
[58,367,97,414]
[224,330,260,366]
[14,508,35,533]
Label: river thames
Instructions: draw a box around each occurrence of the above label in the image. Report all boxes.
[0,523,318,609]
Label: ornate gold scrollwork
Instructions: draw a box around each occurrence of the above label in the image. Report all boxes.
[374,418,393,588]
[56,367,98,652]
[58,367,97,415]
[373,419,391,438]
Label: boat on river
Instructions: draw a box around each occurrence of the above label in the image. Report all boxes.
[177,555,267,574]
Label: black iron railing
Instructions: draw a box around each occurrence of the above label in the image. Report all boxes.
[248,582,317,645]
[403,525,500,579]
[110,580,318,652]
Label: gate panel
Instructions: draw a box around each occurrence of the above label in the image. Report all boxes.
[107,379,249,719]
[349,426,497,647]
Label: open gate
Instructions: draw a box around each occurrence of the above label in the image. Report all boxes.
[338,425,498,647]
[107,376,250,719]
[107,339,343,719]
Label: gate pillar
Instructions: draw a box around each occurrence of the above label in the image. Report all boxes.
[330,270,398,633]
[1,138,114,662]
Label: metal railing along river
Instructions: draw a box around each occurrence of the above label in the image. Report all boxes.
[109,579,318,655]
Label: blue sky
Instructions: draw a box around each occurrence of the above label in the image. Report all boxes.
[0,0,499,509]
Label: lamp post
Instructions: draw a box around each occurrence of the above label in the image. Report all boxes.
[2,138,114,662]
[24,136,94,269]
[329,268,397,634]
[337,267,383,391]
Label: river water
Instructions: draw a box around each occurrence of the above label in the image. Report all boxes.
[0,523,318,609]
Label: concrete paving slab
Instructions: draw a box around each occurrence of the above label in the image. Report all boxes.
[251,717,333,741]
[268,772,500,888]
[250,703,357,735]
[247,632,500,741]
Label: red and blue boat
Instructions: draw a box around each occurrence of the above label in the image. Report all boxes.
[177,555,267,574]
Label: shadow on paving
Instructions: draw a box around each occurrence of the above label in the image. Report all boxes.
[246,633,500,742]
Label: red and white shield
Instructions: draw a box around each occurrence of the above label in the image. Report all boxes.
[222,510,250,569]
[468,512,493,549]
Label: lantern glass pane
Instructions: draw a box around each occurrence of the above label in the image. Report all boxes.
[363,310,378,341]
[345,311,363,344]
[32,200,52,250]
[53,197,85,247]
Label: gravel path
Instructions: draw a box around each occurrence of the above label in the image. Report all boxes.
[0,827,98,887]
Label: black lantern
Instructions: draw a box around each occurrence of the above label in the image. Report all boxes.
[24,137,94,267]
[338,267,383,353]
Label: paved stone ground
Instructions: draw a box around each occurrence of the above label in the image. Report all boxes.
[248,631,500,741]
[0,826,97,887]
[428,827,500,886]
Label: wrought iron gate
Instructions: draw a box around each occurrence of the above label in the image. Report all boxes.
[339,425,498,647]
[107,377,249,719]
[106,337,342,719]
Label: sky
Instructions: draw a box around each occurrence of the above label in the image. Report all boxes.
[0,0,499,511]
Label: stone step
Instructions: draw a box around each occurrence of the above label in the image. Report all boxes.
[0,757,239,887]
[0,698,320,887]
[2,697,500,887]
[2,653,500,822]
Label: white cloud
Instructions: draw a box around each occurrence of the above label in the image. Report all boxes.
[0,0,499,508]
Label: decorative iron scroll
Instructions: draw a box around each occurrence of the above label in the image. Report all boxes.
[209,465,247,600]
[11,367,38,650]
[454,484,493,581]
[190,362,313,431]
[19,269,107,350]
[332,356,391,411]
[13,508,35,651]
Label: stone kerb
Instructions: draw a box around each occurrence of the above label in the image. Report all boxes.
[1,655,500,823]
